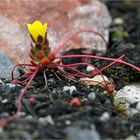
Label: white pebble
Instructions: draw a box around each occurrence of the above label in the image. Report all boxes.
[65,120,71,125]
[86,66,95,72]
[0,128,3,133]
[63,86,77,94]
[46,115,55,125]
[6,83,16,88]
[18,112,26,117]
[0,79,4,84]
[114,17,123,25]
[126,135,137,140]
[88,92,96,100]
[39,115,55,125]
[100,112,110,121]
[1,99,8,103]
[25,115,33,120]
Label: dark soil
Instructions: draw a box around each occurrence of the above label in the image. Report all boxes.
[0,1,140,139]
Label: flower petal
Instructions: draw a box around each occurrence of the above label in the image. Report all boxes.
[32,20,43,30]
[27,23,33,35]
[27,20,48,43]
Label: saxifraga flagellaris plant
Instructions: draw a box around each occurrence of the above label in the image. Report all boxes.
[0,20,140,127]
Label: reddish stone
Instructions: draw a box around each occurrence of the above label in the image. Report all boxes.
[29,97,38,105]
[70,98,81,107]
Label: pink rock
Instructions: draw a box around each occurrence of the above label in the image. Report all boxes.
[0,16,29,64]
[0,0,111,78]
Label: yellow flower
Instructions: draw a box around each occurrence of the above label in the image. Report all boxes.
[27,20,47,43]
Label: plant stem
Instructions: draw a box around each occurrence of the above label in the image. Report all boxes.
[11,63,35,80]
[56,55,140,72]
[53,29,108,54]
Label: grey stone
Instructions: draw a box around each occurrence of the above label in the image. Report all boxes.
[66,125,100,140]
[0,50,19,79]
[3,83,19,92]
[88,92,96,100]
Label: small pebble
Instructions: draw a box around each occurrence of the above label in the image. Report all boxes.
[5,83,16,88]
[86,66,95,72]
[79,75,109,86]
[18,112,26,117]
[81,97,87,102]
[63,86,77,94]
[70,98,81,107]
[29,97,38,105]
[88,92,96,100]
[104,99,111,106]
[1,99,8,104]
[25,115,33,120]
[114,17,123,25]
[66,124,100,140]
[65,120,71,125]
[0,112,9,118]
[0,128,3,133]
[46,116,55,125]
[126,135,137,140]
[39,116,55,125]
[3,83,21,92]
[0,79,4,84]
[100,112,110,122]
